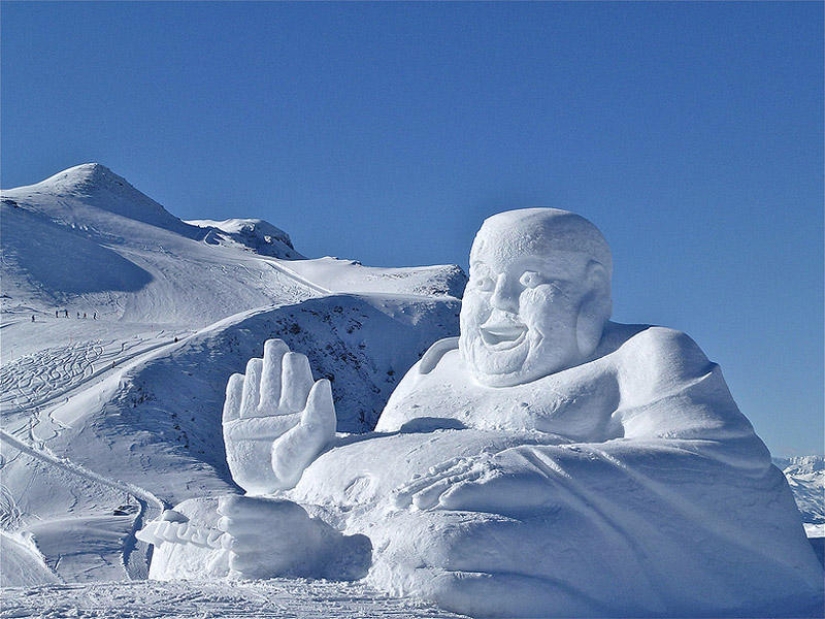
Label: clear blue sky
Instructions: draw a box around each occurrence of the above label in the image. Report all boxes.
[2,2,822,456]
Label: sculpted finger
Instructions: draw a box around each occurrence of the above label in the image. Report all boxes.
[392,458,470,501]
[436,479,488,511]
[217,493,241,515]
[302,379,336,436]
[279,352,314,412]
[414,468,485,511]
[259,339,290,413]
[240,358,263,418]
[222,373,245,423]
[411,478,453,511]
[393,459,481,510]
[216,515,233,532]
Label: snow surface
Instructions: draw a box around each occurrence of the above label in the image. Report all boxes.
[1,171,822,618]
[0,579,468,618]
[0,164,462,598]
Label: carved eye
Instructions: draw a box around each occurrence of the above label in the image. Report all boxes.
[519,271,544,289]
[474,276,495,292]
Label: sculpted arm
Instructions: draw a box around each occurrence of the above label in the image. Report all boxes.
[213,340,365,581]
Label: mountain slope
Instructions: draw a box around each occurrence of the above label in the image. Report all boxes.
[1,164,464,585]
[1,163,466,324]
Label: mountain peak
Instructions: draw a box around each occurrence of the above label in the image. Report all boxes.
[39,163,138,197]
[10,163,198,235]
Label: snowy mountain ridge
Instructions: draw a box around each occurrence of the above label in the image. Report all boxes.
[8,163,201,237]
[186,217,303,260]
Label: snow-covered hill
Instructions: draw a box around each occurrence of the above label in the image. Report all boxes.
[0,164,464,588]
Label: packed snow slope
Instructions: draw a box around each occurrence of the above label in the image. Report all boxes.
[0,578,469,618]
[0,164,464,587]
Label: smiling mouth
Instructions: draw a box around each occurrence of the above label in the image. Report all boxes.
[479,323,528,349]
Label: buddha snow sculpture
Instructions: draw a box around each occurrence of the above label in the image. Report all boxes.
[142,208,823,618]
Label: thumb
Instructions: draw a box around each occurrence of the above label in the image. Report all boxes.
[302,379,335,435]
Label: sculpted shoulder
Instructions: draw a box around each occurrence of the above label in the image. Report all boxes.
[602,323,760,442]
[374,337,466,433]
[603,324,713,405]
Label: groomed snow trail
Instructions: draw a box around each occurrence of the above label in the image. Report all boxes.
[0,427,168,581]
[0,579,469,619]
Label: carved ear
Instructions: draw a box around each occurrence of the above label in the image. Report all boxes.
[576,261,612,357]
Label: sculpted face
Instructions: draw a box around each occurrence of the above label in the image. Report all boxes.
[459,208,612,388]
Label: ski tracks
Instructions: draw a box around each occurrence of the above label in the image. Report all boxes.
[0,429,168,579]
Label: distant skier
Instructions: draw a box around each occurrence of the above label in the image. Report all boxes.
[64,309,69,318]
[31,315,35,322]
[55,310,59,318]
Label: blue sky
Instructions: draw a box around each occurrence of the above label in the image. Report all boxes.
[2,2,822,456]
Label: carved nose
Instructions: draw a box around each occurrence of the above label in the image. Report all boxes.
[490,274,519,313]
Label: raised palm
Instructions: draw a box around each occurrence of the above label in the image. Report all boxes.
[222,339,336,495]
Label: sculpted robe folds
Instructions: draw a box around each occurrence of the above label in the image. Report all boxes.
[285,324,822,618]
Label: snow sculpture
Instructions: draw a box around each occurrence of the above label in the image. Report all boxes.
[221,338,337,495]
[144,208,823,618]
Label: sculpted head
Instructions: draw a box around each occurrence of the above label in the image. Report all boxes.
[459,208,613,387]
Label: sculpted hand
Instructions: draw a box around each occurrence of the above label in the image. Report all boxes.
[217,495,371,581]
[223,339,336,495]
[393,448,559,516]
[217,495,324,579]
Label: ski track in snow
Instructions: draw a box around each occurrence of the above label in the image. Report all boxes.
[1,342,100,411]
[0,579,467,618]
[0,428,168,580]
[1,338,133,416]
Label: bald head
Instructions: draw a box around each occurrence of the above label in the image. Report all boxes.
[470,208,612,280]
[460,208,613,387]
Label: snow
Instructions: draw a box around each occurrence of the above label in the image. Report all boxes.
[283,256,467,298]
[0,164,461,596]
[0,579,468,618]
[0,530,60,587]
[186,218,304,260]
[1,171,822,618]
